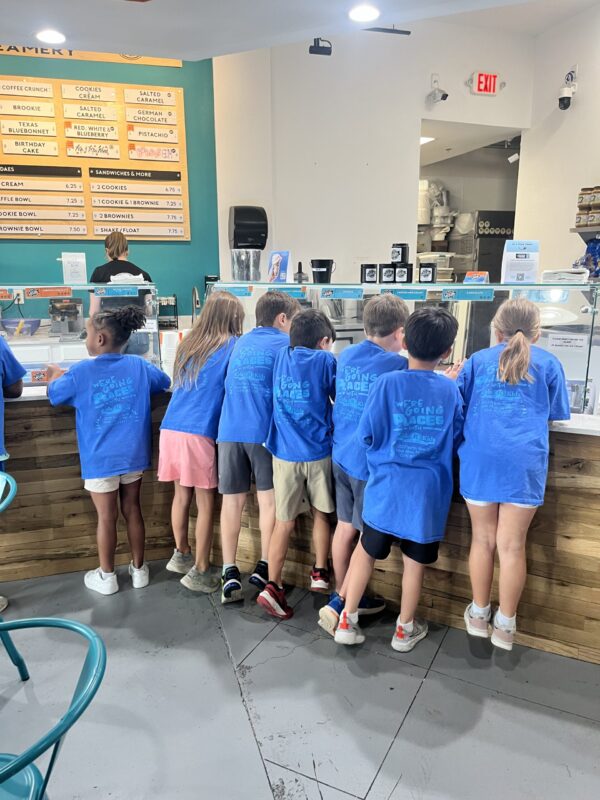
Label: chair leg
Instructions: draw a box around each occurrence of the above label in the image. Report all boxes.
[0,629,30,681]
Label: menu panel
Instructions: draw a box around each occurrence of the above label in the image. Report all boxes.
[0,76,190,239]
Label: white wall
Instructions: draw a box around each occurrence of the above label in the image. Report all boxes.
[515,4,600,270]
[214,20,534,281]
[213,50,274,278]
[421,147,520,213]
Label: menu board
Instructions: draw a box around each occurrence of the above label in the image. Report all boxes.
[0,76,190,240]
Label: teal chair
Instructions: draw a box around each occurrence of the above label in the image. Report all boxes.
[0,618,107,799]
[0,472,16,514]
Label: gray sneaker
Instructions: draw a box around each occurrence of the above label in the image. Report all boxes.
[180,566,220,593]
[391,618,428,652]
[166,549,194,575]
[0,595,8,613]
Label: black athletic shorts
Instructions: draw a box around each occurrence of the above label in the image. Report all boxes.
[361,522,440,565]
[217,442,274,494]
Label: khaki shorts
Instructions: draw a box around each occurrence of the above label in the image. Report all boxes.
[272,456,334,521]
[84,471,143,494]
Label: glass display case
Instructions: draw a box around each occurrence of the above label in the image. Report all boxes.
[214,281,600,414]
[0,283,161,386]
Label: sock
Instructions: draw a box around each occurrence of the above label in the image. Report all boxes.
[471,601,491,618]
[399,618,414,634]
[100,569,115,579]
[222,563,236,576]
[258,558,268,566]
[344,610,359,624]
[495,609,516,630]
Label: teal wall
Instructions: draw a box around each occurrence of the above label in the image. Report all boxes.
[0,56,219,314]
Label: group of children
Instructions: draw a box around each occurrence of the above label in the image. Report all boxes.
[7,285,569,655]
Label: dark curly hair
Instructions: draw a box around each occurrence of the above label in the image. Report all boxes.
[91,305,146,347]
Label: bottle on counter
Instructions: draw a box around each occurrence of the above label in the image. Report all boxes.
[293,261,309,283]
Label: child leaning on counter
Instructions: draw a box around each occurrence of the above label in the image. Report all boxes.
[47,306,170,596]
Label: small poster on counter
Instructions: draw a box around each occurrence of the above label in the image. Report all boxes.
[501,240,539,283]
[267,251,291,283]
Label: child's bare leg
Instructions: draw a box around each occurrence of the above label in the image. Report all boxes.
[312,508,331,569]
[466,502,499,608]
[171,480,193,554]
[496,504,537,618]
[119,479,145,568]
[193,488,216,571]
[400,553,425,624]
[91,490,119,572]
[343,542,375,614]
[332,521,357,589]
[220,492,247,565]
[268,520,296,586]
[256,489,276,561]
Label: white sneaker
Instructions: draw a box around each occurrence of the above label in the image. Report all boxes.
[334,611,365,645]
[0,595,8,613]
[84,567,119,596]
[129,561,150,589]
[391,618,428,652]
[166,549,194,574]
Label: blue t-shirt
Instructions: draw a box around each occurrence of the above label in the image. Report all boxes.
[266,347,336,462]
[217,327,290,444]
[458,344,570,505]
[161,338,236,439]
[48,354,170,479]
[359,370,464,543]
[0,338,26,459]
[333,339,408,480]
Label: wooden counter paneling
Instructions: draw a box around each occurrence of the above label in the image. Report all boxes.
[0,395,174,581]
[209,431,600,666]
[2,398,599,665]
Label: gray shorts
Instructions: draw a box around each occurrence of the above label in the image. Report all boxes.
[217,442,274,494]
[332,462,365,531]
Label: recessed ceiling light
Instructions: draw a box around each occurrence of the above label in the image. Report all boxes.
[349,4,380,23]
[36,29,66,45]
[420,136,435,145]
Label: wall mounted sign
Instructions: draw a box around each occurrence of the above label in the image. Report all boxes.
[0,45,181,67]
[466,71,505,96]
[0,76,190,239]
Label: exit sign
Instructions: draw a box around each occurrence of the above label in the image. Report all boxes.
[469,71,501,96]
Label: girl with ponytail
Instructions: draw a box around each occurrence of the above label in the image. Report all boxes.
[47,305,170,597]
[457,298,570,651]
[158,291,244,593]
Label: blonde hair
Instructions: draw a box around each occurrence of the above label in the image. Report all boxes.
[173,291,244,387]
[493,298,540,385]
[105,231,128,260]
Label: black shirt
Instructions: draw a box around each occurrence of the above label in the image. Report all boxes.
[90,259,152,284]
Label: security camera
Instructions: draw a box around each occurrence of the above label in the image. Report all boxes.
[427,87,449,103]
[558,85,574,110]
[309,37,332,56]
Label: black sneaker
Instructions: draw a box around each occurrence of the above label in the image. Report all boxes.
[249,559,269,590]
[221,565,243,605]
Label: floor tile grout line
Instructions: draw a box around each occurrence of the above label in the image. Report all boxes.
[207,595,276,798]
[424,626,450,679]
[234,615,283,669]
[363,679,426,800]
[263,759,363,799]
[426,666,600,725]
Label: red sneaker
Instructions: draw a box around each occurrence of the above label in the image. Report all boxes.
[310,565,330,593]
[256,581,294,620]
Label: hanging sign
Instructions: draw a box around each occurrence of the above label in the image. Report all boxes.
[467,71,505,96]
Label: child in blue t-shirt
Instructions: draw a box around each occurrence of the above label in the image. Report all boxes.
[318,294,409,635]
[47,306,170,596]
[158,291,244,594]
[0,336,26,614]
[459,298,570,651]
[335,307,463,652]
[257,309,336,620]
[216,291,300,604]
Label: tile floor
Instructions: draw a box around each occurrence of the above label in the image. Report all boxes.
[1,562,600,799]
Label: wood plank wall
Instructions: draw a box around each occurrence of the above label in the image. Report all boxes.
[1,398,598,665]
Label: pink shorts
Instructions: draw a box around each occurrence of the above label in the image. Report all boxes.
[158,429,217,489]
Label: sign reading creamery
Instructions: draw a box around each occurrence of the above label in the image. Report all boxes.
[0,45,181,68]
[0,75,190,239]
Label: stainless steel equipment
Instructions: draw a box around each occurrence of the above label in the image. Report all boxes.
[49,299,83,338]
[231,249,261,281]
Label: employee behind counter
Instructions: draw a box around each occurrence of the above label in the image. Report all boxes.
[90,231,154,356]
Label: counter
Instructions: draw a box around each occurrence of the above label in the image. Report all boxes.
[1,395,599,665]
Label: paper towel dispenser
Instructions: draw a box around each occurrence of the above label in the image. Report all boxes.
[228,206,268,250]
